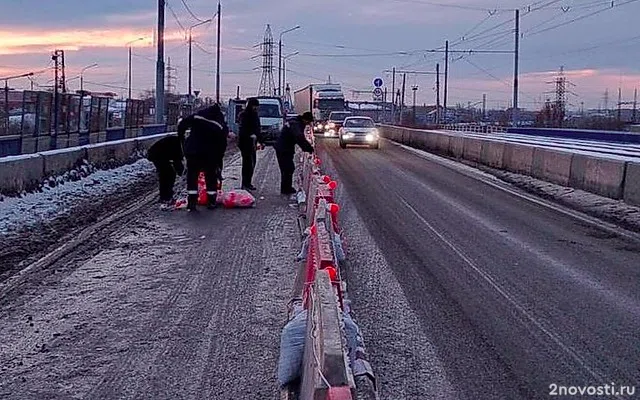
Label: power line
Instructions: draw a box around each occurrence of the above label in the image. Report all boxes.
[180,0,208,22]
[526,0,640,37]
[166,0,187,36]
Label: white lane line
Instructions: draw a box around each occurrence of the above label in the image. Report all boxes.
[398,196,606,384]
[388,139,640,243]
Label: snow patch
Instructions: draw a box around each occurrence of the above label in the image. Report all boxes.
[0,159,155,235]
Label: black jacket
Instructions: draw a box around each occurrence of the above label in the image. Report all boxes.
[275,117,314,155]
[238,108,264,148]
[147,135,184,174]
[178,105,228,160]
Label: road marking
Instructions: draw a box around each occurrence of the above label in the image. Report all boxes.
[399,196,607,384]
[388,139,640,242]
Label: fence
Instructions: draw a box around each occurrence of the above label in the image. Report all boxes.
[0,90,192,157]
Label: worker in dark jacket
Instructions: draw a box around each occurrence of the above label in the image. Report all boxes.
[178,104,228,211]
[275,111,315,195]
[238,98,265,191]
[147,135,184,205]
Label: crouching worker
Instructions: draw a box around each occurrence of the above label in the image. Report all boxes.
[178,104,228,211]
[147,134,184,206]
[275,111,314,195]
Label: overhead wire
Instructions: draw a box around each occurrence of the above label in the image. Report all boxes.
[180,0,208,22]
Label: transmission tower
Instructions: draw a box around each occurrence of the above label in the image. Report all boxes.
[545,66,576,127]
[51,50,66,93]
[166,57,177,94]
[257,25,276,96]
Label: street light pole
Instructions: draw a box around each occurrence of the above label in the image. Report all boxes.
[126,37,145,100]
[80,63,98,94]
[282,51,298,104]
[188,17,213,106]
[278,25,300,97]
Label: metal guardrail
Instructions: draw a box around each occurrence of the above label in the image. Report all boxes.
[442,124,508,134]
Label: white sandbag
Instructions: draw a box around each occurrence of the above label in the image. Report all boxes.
[277,309,308,387]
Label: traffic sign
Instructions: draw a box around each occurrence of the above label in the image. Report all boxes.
[373,78,383,88]
[194,90,201,98]
[283,101,290,110]
[372,87,383,101]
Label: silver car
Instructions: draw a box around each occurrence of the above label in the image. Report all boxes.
[338,116,380,149]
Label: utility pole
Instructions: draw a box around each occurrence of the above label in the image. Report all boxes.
[216,1,221,104]
[436,63,440,124]
[482,93,487,121]
[156,0,165,124]
[400,73,406,125]
[188,18,213,106]
[412,85,418,126]
[512,9,520,127]
[633,88,638,123]
[617,87,622,122]
[129,45,133,99]
[444,40,449,124]
[236,85,240,99]
[188,30,192,103]
[391,67,396,124]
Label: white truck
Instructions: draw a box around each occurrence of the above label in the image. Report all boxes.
[293,84,346,129]
[227,96,285,145]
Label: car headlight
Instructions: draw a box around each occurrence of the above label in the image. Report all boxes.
[343,132,354,138]
[329,122,336,128]
[365,134,374,141]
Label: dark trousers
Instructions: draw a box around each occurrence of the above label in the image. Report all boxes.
[153,160,176,201]
[240,145,257,187]
[276,151,295,194]
[186,156,219,205]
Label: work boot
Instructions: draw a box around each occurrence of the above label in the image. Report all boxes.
[207,194,218,210]
[187,194,198,211]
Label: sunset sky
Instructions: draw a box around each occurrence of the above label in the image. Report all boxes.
[1,0,639,110]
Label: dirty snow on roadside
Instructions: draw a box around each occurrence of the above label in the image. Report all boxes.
[0,159,155,235]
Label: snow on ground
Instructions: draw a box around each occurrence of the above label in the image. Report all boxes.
[0,159,155,235]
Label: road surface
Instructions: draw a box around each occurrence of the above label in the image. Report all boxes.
[319,139,640,399]
[0,149,300,399]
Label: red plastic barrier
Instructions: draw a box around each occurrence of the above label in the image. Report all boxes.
[325,386,353,400]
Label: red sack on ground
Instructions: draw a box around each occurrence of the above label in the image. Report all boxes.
[221,189,256,208]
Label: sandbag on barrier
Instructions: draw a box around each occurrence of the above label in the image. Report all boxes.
[277,309,308,387]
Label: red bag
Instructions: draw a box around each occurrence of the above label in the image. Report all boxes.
[221,189,256,208]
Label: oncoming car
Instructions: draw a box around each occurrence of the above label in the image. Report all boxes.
[323,111,352,138]
[338,116,380,149]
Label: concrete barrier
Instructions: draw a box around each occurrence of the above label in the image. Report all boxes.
[449,135,465,159]
[503,143,534,175]
[623,162,640,206]
[435,133,451,156]
[463,137,483,162]
[86,139,137,167]
[300,270,355,400]
[480,141,506,169]
[41,147,88,177]
[531,148,573,186]
[0,154,44,194]
[569,154,627,199]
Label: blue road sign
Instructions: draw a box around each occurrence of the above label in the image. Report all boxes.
[373,78,383,88]
[283,101,290,109]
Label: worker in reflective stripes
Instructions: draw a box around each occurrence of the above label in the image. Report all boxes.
[178,104,228,211]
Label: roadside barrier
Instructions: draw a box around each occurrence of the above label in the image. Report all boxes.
[278,128,377,400]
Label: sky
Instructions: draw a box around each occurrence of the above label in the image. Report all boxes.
[1,0,639,110]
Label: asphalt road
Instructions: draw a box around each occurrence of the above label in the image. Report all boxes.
[0,149,300,399]
[318,139,640,400]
